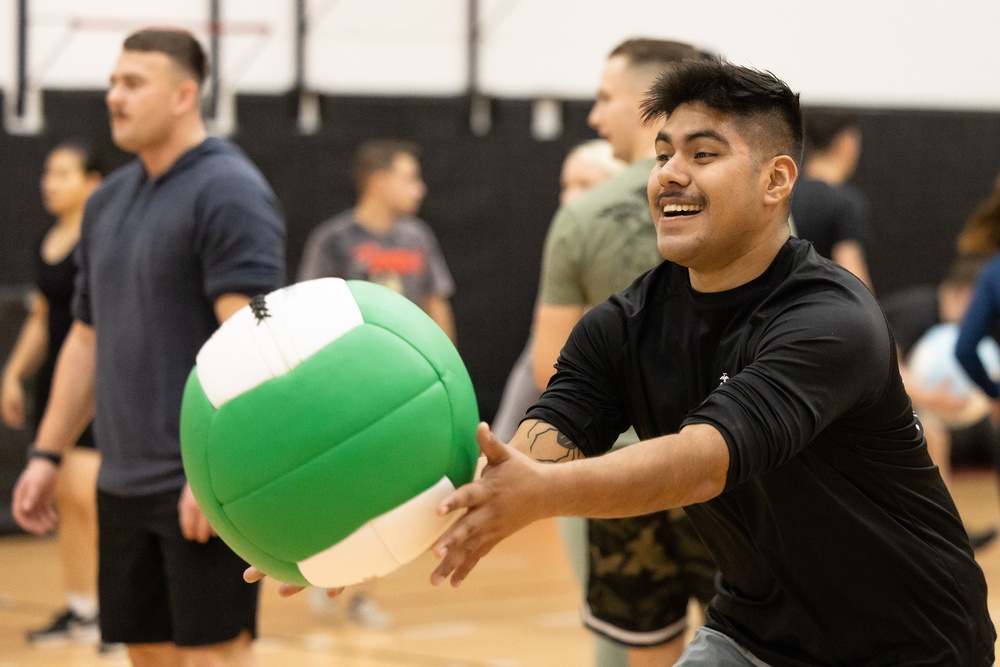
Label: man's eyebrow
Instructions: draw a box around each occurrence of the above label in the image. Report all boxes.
[655,129,730,147]
[686,130,729,146]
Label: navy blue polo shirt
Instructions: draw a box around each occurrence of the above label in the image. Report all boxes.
[74,137,286,496]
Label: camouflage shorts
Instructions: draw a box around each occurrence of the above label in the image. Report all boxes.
[583,509,717,647]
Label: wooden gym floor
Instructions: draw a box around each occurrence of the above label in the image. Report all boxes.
[2,470,1000,666]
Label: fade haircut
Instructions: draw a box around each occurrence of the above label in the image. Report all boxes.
[123,29,208,86]
[352,139,420,194]
[609,38,705,70]
[803,108,860,154]
[640,59,804,166]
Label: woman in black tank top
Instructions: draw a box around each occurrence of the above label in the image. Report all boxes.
[0,141,107,646]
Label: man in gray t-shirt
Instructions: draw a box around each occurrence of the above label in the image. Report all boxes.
[299,140,456,343]
[296,140,455,630]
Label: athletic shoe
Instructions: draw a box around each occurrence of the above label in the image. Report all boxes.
[26,608,100,645]
[98,641,125,655]
[347,595,395,631]
[307,586,340,616]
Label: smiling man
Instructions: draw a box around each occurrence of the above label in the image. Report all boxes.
[429,60,995,666]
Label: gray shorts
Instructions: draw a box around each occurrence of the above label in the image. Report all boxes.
[675,627,773,667]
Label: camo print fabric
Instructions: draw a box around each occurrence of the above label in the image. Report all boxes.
[586,509,717,641]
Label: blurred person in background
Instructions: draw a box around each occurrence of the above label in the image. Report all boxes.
[1,140,108,651]
[491,138,625,663]
[955,171,1000,426]
[298,139,456,345]
[889,254,1000,549]
[298,139,458,629]
[11,29,285,667]
[791,108,874,291]
[529,39,717,667]
[492,139,626,443]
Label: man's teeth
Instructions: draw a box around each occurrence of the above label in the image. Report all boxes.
[662,204,702,214]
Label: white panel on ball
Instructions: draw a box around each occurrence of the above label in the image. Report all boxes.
[267,279,364,366]
[196,305,288,408]
[296,476,460,587]
[373,476,462,563]
[195,278,364,408]
[298,522,400,587]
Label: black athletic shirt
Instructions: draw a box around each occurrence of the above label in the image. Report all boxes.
[33,237,94,447]
[527,238,994,666]
[790,179,869,260]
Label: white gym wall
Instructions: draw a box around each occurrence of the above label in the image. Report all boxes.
[0,0,998,108]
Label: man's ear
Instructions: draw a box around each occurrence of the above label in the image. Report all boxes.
[763,155,798,207]
[174,79,200,116]
[365,171,387,198]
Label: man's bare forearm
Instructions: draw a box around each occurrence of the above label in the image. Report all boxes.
[508,419,729,518]
[511,418,585,463]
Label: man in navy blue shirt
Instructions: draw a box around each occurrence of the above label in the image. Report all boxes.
[427,60,994,665]
[13,28,285,666]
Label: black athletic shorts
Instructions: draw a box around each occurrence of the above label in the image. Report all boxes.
[97,488,259,646]
[583,508,717,647]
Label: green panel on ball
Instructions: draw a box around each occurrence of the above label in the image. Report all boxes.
[223,382,455,562]
[180,370,310,586]
[206,324,440,505]
[347,280,479,485]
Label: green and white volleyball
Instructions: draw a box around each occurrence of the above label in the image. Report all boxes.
[180,278,479,588]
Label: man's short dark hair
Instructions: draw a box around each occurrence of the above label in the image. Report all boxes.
[640,59,804,165]
[609,38,704,69]
[352,140,420,193]
[802,108,860,154]
[123,29,207,86]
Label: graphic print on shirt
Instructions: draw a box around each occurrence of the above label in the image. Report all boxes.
[599,189,662,281]
[349,242,426,296]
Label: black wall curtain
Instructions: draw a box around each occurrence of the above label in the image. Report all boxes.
[2,90,1000,430]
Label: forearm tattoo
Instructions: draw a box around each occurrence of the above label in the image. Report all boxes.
[526,421,582,463]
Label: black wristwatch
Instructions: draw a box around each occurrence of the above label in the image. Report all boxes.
[28,447,63,467]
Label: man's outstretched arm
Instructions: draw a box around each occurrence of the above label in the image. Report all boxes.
[430,420,729,587]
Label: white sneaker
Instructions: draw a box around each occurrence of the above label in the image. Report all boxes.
[26,608,99,646]
[347,595,395,631]
[307,587,341,615]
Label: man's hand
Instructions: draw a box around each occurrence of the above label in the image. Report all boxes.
[12,458,60,534]
[178,483,217,543]
[430,422,550,588]
[243,565,345,599]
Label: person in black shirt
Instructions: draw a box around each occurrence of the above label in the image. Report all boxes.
[2,141,105,648]
[426,60,995,665]
[790,109,874,292]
